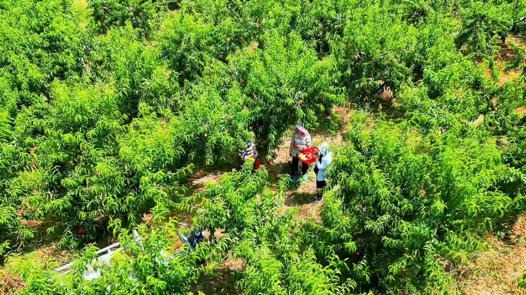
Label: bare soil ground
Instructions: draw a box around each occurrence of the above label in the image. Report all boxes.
[186,170,223,193]
[497,36,526,63]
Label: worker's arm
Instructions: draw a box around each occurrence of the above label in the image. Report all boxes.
[252,142,258,157]
[305,135,311,148]
[316,153,332,170]
[297,135,311,151]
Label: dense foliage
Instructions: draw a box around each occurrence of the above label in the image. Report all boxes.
[326,114,525,292]
[1,0,526,294]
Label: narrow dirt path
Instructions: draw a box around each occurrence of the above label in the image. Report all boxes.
[188,105,352,293]
[184,105,353,224]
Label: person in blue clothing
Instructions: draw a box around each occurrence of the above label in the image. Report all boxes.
[313,142,333,202]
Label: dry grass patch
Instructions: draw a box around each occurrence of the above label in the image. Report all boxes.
[0,270,26,295]
[498,40,521,63]
[295,202,323,223]
[281,191,323,224]
[169,210,195,226]
[516,107,526,116]
[451,216,526,295]
[221,251,245,271]
[187,170,223,193]
[451,238,526,295]
[491,35,526,86]
[470,114,485,128]
[499,70,523,86]
[0,244,76,294]
[248,41,259,52]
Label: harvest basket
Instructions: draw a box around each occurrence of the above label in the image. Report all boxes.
[298,147,319,164]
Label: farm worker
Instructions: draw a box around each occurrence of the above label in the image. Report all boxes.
[313,142,333,202]
[240,133,261,170]
[289,125,312,181]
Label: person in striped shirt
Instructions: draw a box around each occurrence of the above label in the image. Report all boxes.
[240,133,261,170]
[290,125,312,181]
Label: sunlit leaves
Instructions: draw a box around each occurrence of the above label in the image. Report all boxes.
[327,113,525,291]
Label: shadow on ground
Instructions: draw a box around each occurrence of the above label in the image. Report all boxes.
[285,192,316,206]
